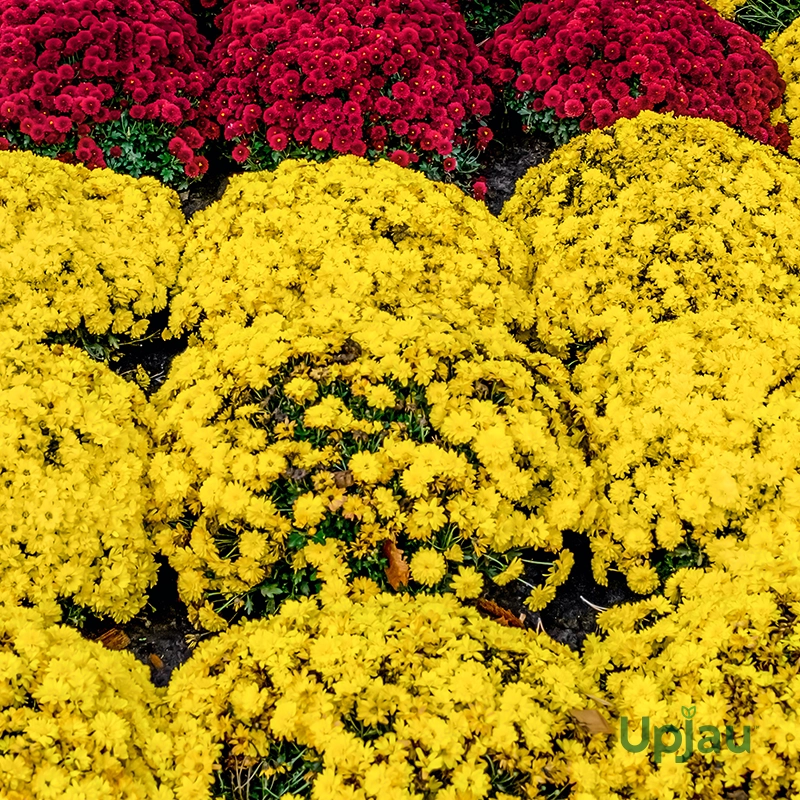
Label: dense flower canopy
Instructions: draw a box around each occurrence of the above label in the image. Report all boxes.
[484,0,789,148]
[208,0,494,178]
[502,112,800,356]
[0,604,174,800]
[0,0,216,184]
[0,149,184,349]
[0,340,157,622]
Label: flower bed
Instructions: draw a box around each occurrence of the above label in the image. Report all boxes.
[1,0,800,794]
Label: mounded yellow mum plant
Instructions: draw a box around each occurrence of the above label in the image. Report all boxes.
[578,528,800,799]
[167,156,532,338]
[0,338,158,621]
[167,542,615,800]
[150,158,594,630]
[572,304,800,594]
[706,0,747,17]
[0,149,184,350]
[0,604,175,800]
[768,17,800,160]
[502,111,800,357]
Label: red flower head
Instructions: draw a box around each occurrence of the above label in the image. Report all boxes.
[389,149,411,167]
[311,129,331,149]
[232,142,251,162]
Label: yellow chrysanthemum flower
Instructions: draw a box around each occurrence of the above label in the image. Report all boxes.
[409,548,447,586]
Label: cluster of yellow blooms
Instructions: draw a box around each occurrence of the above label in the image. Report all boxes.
[501,111,800,357]
[578,530,800,798]
[150,158,593,630]
[705,0,747,16]
[0,339,157,621]
[167,543,605,800]
[168,157,531,338]
[0,150,183,347]
[0,603,174,800]
[768,18,800,160]
[572,304,800,592]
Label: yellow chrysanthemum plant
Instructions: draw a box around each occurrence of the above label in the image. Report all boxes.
[151,157,595,630]
[706,0,747,16]
[577,529,800,798]
[768,17,800,160]
[0,338,158,622]
[501,111,800,359]
[0,603,176,800]
[571,304,800,596]
[166,156,531,339]
[0,150,184,358]
[167,541,619,800]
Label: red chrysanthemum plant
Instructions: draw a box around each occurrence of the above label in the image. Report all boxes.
[0,0,218,188]
[209,0,495,184]
[483,0,789,150]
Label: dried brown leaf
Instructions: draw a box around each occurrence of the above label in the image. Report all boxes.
[383,539,410,590]
[476,598,524,628]
[96,629,130,650]
[570,708,614,735]
[333,470,354,489]
[149,653,164,669]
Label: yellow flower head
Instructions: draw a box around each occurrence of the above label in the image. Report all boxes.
[409,548,447,587]
[451,566,484,599]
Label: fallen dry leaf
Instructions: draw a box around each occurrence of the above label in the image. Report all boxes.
[477,598,524,628]
[570,708,614,735]
[149,654,164,669]
[383,539,410,590]
[333,470,354,489]
[96,629,130,650]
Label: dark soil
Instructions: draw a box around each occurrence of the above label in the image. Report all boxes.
[82,561,197,687]
[178,147,234,220]
[89,119,624,681]
[478,111,556,215]
[112,311,188,395]
[484,531,639,651]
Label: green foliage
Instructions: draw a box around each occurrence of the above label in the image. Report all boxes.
[238,125,484,194]
[736,0,800,39]
[457,0,525,41]
[98,112,194,190]
[653,536,707,586]
[5,112,195,190]
[506,98,582,145]
[215,742,323,800]
[46,327,122,364]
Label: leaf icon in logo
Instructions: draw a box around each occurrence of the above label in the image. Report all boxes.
[682,705,697,719]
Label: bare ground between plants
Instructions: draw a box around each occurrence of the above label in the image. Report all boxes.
[96,125,641,684]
